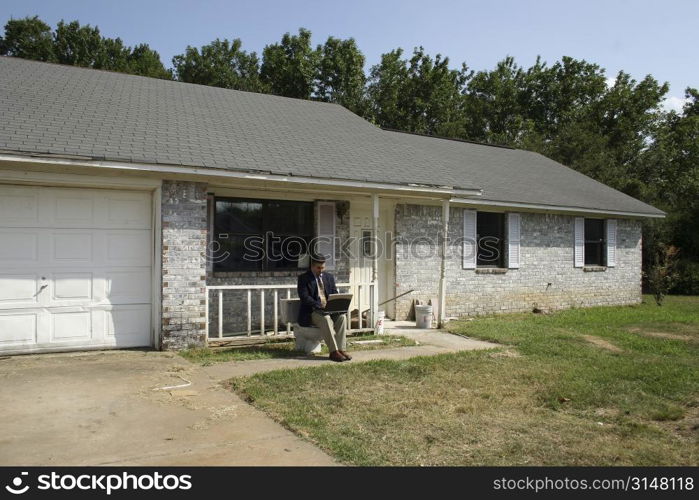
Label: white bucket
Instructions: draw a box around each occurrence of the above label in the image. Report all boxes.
[415,305,433,329]
[375,310,386,335]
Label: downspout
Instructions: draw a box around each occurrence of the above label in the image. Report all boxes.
[438,199,450,328]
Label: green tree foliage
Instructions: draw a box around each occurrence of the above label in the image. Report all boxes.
[0,15,54,61]
[315,36,367,114]
[0,16,170,79]
[261,28,318,99]
[172,38,264,91]
[368,47,470,136]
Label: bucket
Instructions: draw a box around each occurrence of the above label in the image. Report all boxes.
[375,310,386,335]
[415,305,433,329]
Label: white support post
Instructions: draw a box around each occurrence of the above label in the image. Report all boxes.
[260,290,265,336]
[286,289,291,335]
[247,289,252,336]
[218,290,223,338]
[273,289,278,335]
[358,284,363,329]
[371,193,379,326]
[438,199,450,328]
[205,288,209,339]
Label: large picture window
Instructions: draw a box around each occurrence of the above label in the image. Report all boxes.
[477,212,505,267]
[213,197,314,271]
[584,218,606,266]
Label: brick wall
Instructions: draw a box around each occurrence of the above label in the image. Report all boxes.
[394,204,643,320]
[161,180,208,349]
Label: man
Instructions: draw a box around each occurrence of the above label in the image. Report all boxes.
[297,253,352,362]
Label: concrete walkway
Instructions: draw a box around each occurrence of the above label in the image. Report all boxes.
[203,323,499,379]
[0,325,497,466]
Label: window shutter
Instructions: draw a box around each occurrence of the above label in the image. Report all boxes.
[316,202,336,269]
[606,219,617,267]
[507,213,521,269]
[574,217,585,268]
[463,209,477,269]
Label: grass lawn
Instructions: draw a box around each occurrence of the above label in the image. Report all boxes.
[230,295,699,466]
[180,332,416,365]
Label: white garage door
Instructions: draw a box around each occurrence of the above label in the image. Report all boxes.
[0,185,153,353]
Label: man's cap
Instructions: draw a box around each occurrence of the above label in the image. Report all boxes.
[309,252,327,264]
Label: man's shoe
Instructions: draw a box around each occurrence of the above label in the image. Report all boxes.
[329,350,346,362]
[338,350,352,360]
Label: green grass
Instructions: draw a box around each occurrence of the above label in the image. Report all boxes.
[180,332,416,365]
[229,295,699,465]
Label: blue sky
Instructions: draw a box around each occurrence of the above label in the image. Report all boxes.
[3,0,697,110]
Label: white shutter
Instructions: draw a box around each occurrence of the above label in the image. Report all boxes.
[463,209,477,269]
[316,202,336,269]
[507,213,521,269]
[606,219,617,267]
[574,217,585,268]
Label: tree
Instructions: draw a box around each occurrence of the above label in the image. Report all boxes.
[261,28,317,99]
[127,44,171,79]
[315,36,367,115]
[172,38,263,91]
[53,20,105,68]
[0,16,54,61]
[368,47,470,136]
[1,16,171,79]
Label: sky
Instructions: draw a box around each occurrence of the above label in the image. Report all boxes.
[2,0,697,111]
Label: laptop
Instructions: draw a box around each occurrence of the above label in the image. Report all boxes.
[322,293,353,314]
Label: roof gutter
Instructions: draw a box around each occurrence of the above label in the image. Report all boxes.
[450,196,665,219]
[0,152,483,198]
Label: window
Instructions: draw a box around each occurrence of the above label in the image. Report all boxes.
[477,212,505,267]
[584,218,606,266]
[213,197,314,271]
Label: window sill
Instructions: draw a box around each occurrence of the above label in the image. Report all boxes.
[475,268,508,274]
[583,266,607,272]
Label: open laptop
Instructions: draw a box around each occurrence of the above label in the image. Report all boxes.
[322,293,353,314]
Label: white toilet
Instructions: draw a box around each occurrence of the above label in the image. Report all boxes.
[279,298,324,354]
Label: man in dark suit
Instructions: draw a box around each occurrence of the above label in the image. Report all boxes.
[297,253,351,362]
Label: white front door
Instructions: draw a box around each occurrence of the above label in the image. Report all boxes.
[0,185,153,353]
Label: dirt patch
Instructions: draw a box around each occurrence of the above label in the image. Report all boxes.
[488,349,522,359]
[627,327,693,342]
[582,335,623,353]
[655,404,699,440]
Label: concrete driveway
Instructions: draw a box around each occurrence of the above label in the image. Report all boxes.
[0,349,337,466]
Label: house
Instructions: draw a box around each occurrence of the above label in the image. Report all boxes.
[0,57,665,354]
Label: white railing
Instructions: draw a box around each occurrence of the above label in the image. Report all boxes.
[205,281,377,339]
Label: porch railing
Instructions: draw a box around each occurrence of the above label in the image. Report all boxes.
[205,281,377,339]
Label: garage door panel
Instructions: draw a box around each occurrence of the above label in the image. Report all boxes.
[106,306,151,345]
[50,310,92,341]
[0,313,37,344]
[106,270,151,303]
[0,274,38,304]
[0,231,39,262]
[52,232,93,263]
[54,193,95,226]
[0,187,40,226]
[53,273,93,301]
[106,193,151,229]
[106,231,151,266]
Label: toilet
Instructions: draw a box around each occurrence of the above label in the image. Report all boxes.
[279,298,324,354]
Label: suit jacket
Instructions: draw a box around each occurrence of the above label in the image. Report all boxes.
[297,269,338,327]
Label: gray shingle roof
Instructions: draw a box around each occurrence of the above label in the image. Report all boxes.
[0,56,664,217]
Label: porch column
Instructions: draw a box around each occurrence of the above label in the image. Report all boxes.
[438,199,450,328]
[371,193,380,325]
